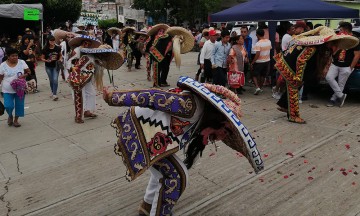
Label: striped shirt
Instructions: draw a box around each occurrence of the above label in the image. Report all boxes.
[253,39,272,63]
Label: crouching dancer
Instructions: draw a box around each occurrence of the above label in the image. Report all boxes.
[103,76,264,216]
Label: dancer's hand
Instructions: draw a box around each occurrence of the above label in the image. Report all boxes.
[103,86,111,102]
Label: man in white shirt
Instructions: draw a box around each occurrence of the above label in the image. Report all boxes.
[199,30,217,83]
[281,24,295,51]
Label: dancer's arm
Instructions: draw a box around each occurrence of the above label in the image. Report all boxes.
[103,88,197,118]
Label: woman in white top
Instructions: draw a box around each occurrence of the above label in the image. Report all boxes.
[112,31,120,51]
[0,47,30,127]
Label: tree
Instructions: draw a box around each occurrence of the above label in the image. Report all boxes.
[45,0,82,27]
[133,0,221,25]
[133,0,169,23]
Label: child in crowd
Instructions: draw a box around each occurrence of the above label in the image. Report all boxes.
[25,54,38,93]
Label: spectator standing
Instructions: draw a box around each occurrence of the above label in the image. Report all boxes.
[211,30,231,86]
[281,24,295,51]
[199,30,217,83]
[25,54,38,92]
[326,22,360,107]
[228,35,248,93]
[251,29,272,95]
[41,36,62,101]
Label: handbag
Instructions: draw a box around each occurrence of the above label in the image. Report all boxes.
[227,71,245,89]
[10,72,27,99]
[0,100,4,116]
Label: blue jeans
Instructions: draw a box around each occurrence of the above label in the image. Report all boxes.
[45,66,59,95]
[3,93,25,117]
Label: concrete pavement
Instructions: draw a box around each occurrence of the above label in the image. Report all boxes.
[0,52,360,216]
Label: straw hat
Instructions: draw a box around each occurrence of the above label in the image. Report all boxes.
[53,29,69,44]
[68,35,101,48]
[202,28,209,34]
[295,26,359,50]
[54,29,77,44]
[135,30,148,37]
[147,24,170,36]
[165,26,194,53]
[107,27,122,37]
[122,26,136,34]
[177,76,264,173]
[80,45,124,70]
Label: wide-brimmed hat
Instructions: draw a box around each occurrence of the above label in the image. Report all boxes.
[107,27,122,37]
[80,45,124,70]
[147,24,170,36]
[177,76,264,173]
[166,26,194,53]
[68,35,101,48]
[53,29,69,44]
[202,28,209,34]
[135,30,148,38]
[294,26,359,50]
[122,26,136,34]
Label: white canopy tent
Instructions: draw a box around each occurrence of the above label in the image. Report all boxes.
[0,3,44,45]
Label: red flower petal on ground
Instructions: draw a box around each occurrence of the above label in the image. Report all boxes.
[342,171,348,176]
[236,152,243,157]
[348,170,353,173]
[304,160,308,163]
[284,175,289,179]
[312,167,316,170]
[264,154,269,158]
[286,152,294,157]
[340,168,346,172]
[209,152,215,157]
[345,144,350,149]
[352,182,356,186]
[308,177,314,180]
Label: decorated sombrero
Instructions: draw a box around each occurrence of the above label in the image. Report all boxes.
[107,27,122,37]
[147,23,170,36]
[166,26,195,54]
[294,26,359,50]
[75,30,88,35]
[80,45,124,70]
[53,29,73,45]
[135,30,149,37]
[177,76,264,173]
[68,35,101,48]
[122,26,136,34]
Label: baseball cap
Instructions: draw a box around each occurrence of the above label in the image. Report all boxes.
[209,29,217,36]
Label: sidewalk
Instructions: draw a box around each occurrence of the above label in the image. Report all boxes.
[0,52,360,216]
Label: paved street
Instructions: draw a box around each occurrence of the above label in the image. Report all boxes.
[0,52,360,216]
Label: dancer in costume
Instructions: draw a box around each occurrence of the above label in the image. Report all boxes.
[149,25,194,87]
[103,76,264,216]
[145,24,170,83]
[274,26,358,124]
[107,27,122,52]
[133,31,148,69]
[122,27,137,71]
[67,35,102,123]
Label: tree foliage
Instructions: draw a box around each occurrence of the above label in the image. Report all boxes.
[133,0,221,25]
